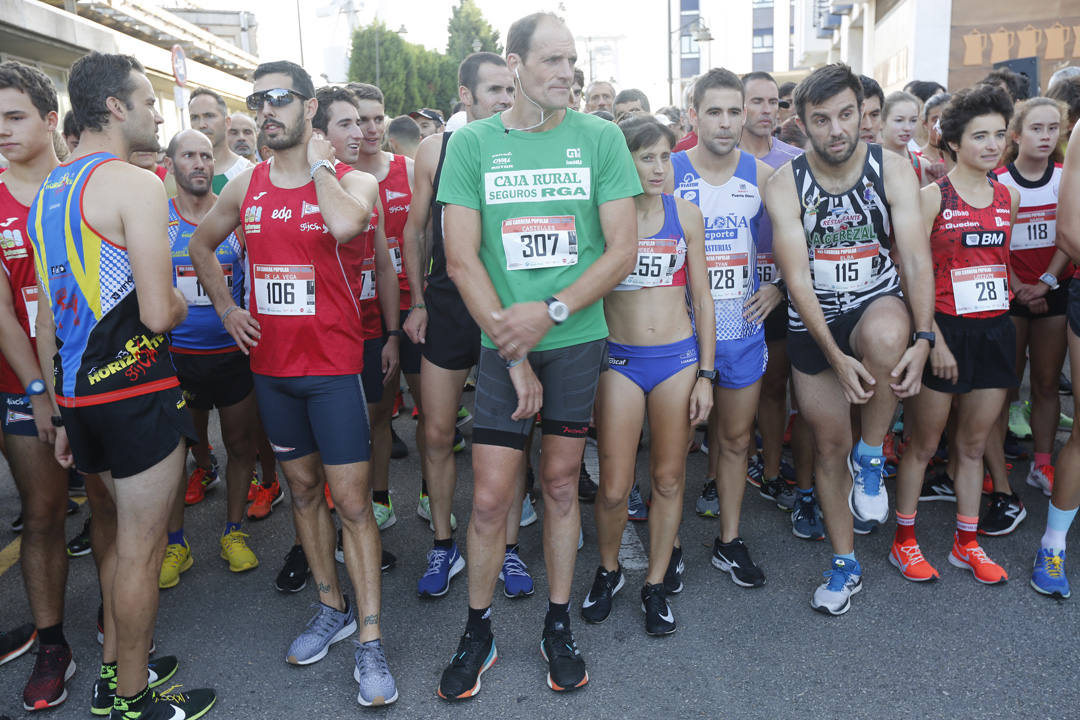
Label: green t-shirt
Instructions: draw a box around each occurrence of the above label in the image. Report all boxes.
[437,110,642,351]
[212,156,254,195]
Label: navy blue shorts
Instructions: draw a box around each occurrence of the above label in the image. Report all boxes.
[1,392,37,437]
[605,336,698,394]
[396,309,422,376]
[360,337,385,404]
[253,374,371,464]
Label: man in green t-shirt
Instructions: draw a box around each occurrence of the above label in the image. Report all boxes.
[434,11,640,701]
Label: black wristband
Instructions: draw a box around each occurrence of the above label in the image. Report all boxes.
[51,415,64,428]
[387,329,404,338]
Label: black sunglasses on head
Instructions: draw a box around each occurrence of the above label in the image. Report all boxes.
[246,88,309,111]
[778,100,791,109]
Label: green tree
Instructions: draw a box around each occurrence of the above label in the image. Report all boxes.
[446,0,502,63]
[349,21,461,118]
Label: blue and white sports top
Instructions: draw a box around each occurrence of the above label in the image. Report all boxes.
[672,149,763,341]
[614,193,688,292]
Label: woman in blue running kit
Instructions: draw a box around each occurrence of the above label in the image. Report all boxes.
[584,116,714,637]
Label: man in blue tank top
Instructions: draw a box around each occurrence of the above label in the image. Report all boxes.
[766,63,934,616]
[162,129,263,584]
[667,68,783,590]
[28,52,215,718]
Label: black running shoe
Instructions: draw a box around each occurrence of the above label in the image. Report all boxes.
[711,537,765,588]
[334,530,395,571]
[275,544,309,593]
[111,685,216,720]
[663,545,684,595]
[11,513,23,533]
[437,630,496,701]
[68,469,86,497]
[1061,372,1073,396]
[540,620,588,692]
[66,499,78,516]
[0,623,36,666]
[919,471,956,502]
[381,550,396,571]
[577,462,596,503]
[91,656,179,716]
[1004,431,1029,460]
[580,565,624,623]
[979,491,1027,536]
[640,583,676,636]
[390,428,408,459]
[67,516,92,558]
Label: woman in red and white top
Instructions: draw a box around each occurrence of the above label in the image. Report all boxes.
[882,91,935,187]
[990,98,1070,500]
[892,85,1019,586]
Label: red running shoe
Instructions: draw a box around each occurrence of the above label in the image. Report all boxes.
[22,643,75,711]
[248,479,284,521]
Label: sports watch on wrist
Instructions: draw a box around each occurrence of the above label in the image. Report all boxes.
[26,379,46,396]
[696,368,717,381]
[913,331,936,349]
[544,296,569,324]
[1039,272,1060,291]
[309,159,334,179]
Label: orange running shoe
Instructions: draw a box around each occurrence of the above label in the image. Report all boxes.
[982,472,993,495]
[392,390,403,418]
[888,539,939,582]
[949,538,1008,584]
[247,479,283,521]
[184,466,216,506]
[247,469,259,502]
[883,433,899,466]
[324,482,335,511]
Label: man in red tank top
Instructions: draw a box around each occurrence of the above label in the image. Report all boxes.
[0,60,76,712]
[189,61,399,706]
[344,82,423,532]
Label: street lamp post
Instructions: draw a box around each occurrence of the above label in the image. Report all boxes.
[375,23,407,88]
[666,3,714,105]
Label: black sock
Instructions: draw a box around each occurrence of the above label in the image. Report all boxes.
[505,543,518,554]
[434,537,453,549]
[37,623,65,647]
[670,545,682,562]
[372,490,390,505]
[421,477,428,495]
[118,684,150,707]
[466,606,492,637]
[545,601,570,628]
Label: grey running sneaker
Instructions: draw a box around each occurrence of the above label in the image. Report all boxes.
[695,479,719,517]
[286,597,357,665]
[354,639,398,706]
[759,477,795,511]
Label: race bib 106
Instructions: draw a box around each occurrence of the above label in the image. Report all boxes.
[254,264,315,316]
[813,243,878,292]
[502,216,578,270]
[951,264,1008,315]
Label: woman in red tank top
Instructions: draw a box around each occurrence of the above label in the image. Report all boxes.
[892,85,1020,586]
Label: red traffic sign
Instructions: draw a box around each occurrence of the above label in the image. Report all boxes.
[171,44,188,87]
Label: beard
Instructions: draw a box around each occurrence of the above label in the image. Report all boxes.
[176,173,210,196]
[810,132,858,166]
[264,119,305,150]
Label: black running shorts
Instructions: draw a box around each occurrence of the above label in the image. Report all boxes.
[922,312,1017,395]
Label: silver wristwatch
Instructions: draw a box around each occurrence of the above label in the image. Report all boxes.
[1039,272,1060,291]
[310,159,334,179]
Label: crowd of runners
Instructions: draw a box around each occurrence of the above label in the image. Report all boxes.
[1,8,1080,717]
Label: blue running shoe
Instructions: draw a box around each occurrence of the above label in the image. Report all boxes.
[627,484,648,521]
[847,451,888,523]
[746,453,764,487]
[286,597,357,664]
[499,547,534,598]
[354,639,398,706]
[418,543,465,597]
[853,516,877,535]
[810,558,863,616]
[791,491,825,541]
[519,496,537,528]
[1031,548,1071,599]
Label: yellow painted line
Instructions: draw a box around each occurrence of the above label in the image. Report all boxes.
[0,496,87,577]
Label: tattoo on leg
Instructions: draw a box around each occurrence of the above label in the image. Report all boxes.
[363,613,379,626]
[317,582,332,594]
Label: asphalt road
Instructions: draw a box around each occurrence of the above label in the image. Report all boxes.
[1,388,1079,720]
